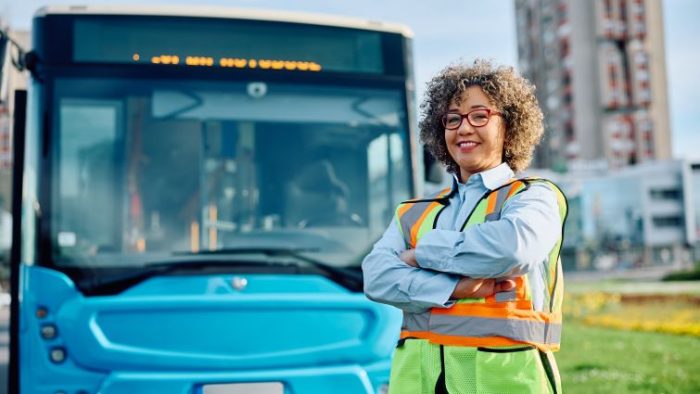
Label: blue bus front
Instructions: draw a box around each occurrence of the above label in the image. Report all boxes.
[15,8,417,393]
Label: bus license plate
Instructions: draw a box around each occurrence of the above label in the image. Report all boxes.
[201,382,284,394]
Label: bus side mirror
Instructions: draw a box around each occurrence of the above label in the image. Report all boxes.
[423,148,443,184]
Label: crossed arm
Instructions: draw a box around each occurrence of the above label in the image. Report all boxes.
[361,183,560,313]
[399,249,516,299]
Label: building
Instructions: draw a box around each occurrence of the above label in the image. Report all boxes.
[0,24,30,269]
[515,0,671,171]
[689,161,700,262]
[0,26,30,186]
[528,160,696,271]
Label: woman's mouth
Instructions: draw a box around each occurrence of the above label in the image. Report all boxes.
[457,141,479,152]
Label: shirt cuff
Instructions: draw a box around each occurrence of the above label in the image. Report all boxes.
[401,271,458,309]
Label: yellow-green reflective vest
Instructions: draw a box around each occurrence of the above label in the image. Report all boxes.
[395,178,568,352]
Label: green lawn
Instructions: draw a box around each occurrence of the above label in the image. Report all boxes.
[558,321,700,393]
[565,280,700,295]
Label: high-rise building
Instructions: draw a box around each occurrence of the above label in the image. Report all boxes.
[515,0,671,170]
[0,23,30,207]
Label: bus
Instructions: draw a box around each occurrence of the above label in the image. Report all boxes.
[3,5,435,394]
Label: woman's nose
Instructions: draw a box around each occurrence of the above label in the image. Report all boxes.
[457,120,475,134]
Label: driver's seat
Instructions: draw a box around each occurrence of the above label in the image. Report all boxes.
[285,160,351,228]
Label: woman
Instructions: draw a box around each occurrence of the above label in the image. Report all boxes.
[362,59,567,394]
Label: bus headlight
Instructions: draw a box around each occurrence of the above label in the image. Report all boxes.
[49,347,66,363]
[40,324,58,340]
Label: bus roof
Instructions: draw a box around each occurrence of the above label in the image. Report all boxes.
[35,5,414,37]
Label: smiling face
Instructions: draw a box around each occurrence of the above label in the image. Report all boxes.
[445,86,506,182]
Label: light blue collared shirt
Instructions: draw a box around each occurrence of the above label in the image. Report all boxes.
[362,163,562,313]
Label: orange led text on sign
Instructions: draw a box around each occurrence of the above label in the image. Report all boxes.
[186,56,215,66]
[150,55,180,65]
[219,58,322,72]
[139,53,321,72]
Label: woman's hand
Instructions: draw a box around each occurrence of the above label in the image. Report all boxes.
[451,277,516,299]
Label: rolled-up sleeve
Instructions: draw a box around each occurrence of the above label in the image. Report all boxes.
[414,183,561,278]
[362,220,459,313]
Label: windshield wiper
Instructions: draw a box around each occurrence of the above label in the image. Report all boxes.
[177,247,363,292]
[74,247,363,295]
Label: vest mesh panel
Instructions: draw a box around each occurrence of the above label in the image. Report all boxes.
[388,340,443,394]
[474,349,553,394]
[444,346,478,393]
[421,341,443,394]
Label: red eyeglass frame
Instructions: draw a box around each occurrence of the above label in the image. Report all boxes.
[441,108,503,130]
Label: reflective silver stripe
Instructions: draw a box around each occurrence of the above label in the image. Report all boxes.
[484,213,500,221]
[495,291,517,302]
[402,311,430,331]
[485,184,513,222]
[430,314,561,344]
[398,202,431,245]
[397,188,450,245]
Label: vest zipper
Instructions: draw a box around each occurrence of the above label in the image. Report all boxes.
[539,350,558,394]
[434,344,449,394]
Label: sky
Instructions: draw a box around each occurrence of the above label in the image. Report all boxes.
[1,0,698,161]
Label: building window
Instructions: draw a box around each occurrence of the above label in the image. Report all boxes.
[604,0,613,18]
[652,216,683,228]
[649,189,681,201]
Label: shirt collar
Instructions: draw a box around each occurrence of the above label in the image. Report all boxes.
[451,162,515,191]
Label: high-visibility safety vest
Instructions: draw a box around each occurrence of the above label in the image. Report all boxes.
[395,177,568,352]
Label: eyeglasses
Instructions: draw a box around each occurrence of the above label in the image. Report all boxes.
[441,108,502,130]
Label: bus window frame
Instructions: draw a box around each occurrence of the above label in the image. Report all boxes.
[30,65,417,273]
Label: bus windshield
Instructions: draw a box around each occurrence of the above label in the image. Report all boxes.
[50,77,411,268]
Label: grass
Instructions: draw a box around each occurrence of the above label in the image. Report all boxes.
[558,319,700,393]
[564,291,700,336]
[558,280,700,392]
[565,280,700,295]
